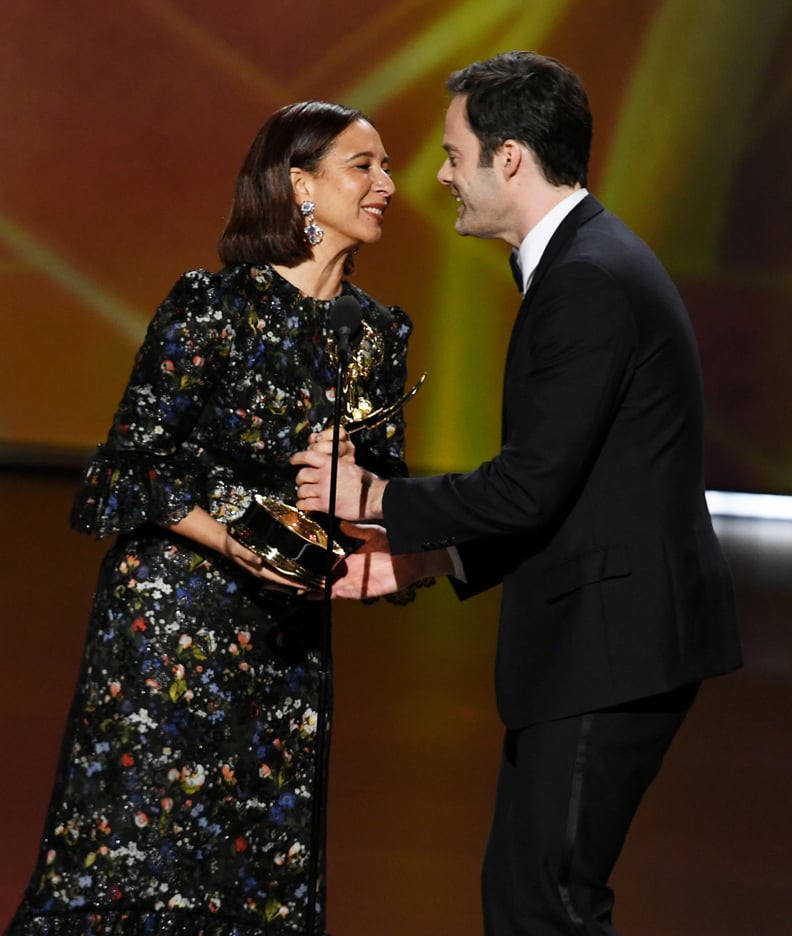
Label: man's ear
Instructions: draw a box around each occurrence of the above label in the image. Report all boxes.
[498,140,523,180]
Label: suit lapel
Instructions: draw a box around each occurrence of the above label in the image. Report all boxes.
[523,194,604,304]
[502,194,605,436]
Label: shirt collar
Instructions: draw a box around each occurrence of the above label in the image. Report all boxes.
[515,187,589,293]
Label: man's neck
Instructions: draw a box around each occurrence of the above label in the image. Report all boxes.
[519,183,582,242]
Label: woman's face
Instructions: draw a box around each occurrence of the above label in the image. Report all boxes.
[301,119,395,252]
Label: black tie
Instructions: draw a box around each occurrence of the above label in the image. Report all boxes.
[508,249,523,292]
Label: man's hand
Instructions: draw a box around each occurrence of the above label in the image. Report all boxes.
[331,522,455,600]
[303,426,356,464]
[291,428,386,522]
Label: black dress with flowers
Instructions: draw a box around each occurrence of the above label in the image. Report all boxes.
[6,264,412,936]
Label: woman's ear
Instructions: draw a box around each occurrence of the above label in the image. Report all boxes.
[290,167,312,204]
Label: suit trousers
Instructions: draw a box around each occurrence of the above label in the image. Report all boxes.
[482,683,699,935]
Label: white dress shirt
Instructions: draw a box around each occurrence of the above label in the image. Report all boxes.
[515,187,589,293]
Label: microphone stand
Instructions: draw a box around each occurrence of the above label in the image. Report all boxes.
[305,331,351,936]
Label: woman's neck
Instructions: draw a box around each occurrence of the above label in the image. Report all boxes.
[271,250,350,300]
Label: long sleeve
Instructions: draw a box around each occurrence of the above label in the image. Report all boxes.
[71,270,237,537]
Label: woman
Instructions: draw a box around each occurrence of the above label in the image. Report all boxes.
[6,101,410,935]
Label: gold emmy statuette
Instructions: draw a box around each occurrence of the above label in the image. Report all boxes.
[227,318,427,589]
[226,495,350,591]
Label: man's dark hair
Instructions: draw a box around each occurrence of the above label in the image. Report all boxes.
[218,101,370,272]
[446,51,591,186]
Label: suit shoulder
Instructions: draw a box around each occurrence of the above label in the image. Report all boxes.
[575,209,660,262]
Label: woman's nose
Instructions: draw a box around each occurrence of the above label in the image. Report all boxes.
[376,169,395,195]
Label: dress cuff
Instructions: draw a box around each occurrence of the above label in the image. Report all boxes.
[70,445,204,538]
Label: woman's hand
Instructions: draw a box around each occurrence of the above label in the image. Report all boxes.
[163,507,307,594]
[222,529,306,593]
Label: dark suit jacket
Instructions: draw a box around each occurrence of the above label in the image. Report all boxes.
[383,195,741,729]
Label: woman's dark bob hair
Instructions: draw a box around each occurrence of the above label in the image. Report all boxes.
[218,101,371,273]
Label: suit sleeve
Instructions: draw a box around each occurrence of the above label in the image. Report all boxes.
[383,261,637,593]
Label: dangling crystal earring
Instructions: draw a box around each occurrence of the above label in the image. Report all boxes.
[300,201,324,246]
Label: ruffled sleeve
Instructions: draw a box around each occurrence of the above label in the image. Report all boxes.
[71,269,237,538]
[70,445,207,538]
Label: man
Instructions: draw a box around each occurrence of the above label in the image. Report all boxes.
[293,51,741,935]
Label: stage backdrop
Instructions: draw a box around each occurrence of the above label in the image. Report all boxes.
[2,0,791,492]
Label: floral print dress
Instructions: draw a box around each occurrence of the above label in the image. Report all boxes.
[6,264,412,936]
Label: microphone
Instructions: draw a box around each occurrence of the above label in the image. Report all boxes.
[330,295,363,357]
[305,296,363,930]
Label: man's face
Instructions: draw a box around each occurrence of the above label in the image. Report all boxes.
[437,95,504,240]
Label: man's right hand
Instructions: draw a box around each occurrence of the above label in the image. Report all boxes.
[291,431,386,522]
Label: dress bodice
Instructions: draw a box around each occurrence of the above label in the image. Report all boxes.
[71,263,412,536]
